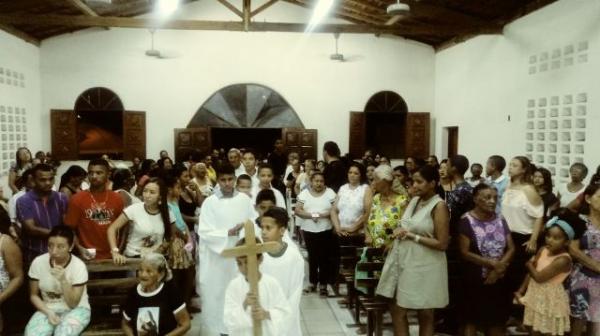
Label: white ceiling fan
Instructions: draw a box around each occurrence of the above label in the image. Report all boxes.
[329,33,363,62]
[145,29,181,59]
[385,0,411,26]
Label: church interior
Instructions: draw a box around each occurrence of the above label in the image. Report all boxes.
[0,0,599,335]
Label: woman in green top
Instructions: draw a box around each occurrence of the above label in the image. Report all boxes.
[366,165,409,249]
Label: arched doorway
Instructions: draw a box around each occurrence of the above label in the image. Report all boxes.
[50,87,146,160]
[349,91,430,160]
[75,87,125,158]
[175,84,316,162]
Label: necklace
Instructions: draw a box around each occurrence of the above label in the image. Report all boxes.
[88,189,108,205]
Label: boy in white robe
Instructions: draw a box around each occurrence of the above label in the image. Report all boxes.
[240,190,293,245]
[259,207,305,336]
[224,238,291,336]
[251,164,286,208]
[197,163,256,335]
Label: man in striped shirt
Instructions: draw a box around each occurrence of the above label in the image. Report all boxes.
[16,163,68,265]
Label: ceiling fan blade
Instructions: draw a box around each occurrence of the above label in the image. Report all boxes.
[385,15,403,26]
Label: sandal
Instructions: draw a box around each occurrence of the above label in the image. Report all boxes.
[319,286,328,297]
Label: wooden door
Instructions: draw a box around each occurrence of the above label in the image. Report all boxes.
[404,112,430,159]
[174,127,211,163]
[348,112,366,159]
[123,111,146,160]
[282,128,318,161]
[447,127,459,158]
[50,110,78,160]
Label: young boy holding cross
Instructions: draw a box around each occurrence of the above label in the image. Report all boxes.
[224,237,291,336]
[259,207,304,336]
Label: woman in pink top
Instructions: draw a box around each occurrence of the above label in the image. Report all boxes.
[516,210,585,335]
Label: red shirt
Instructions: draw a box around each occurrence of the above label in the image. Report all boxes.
[65,190,124,259]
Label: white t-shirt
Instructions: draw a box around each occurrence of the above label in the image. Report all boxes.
[28,253,90,311]
[296,188,336,233]
[337,183,368,230]
[123,202,176,257]
[556,183,585,207]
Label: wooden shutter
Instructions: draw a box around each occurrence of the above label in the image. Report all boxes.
[348,111,366,159]
[404,112,430,159]
[50,109,78,160]
[174,127,211,163]
[123,111,146,160]
[282,128,318,161]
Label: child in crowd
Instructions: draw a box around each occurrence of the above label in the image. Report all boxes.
[236,174,253,197]
[467,163,486,187]
[260,207,304,336]
[122,253,190,336]
[252,164,286,208]
[516,209,585,335]
[224,238,291,336]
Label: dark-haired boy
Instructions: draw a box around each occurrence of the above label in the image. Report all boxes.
[251,164,286,208]
[486,155,508,214]
[260,207,304,336]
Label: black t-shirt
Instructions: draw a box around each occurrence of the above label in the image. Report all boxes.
[323,159,348,193]
[123,281,185,336]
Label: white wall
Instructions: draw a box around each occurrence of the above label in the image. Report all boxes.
[434,0,600,177]
[40,0,435,159]
[0,30,41,198]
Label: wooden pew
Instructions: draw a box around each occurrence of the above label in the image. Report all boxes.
[347,247,388,336]
[338,245,360,307]
[82,258,141,336]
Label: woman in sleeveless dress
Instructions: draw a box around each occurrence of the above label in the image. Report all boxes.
[376,165,450,336]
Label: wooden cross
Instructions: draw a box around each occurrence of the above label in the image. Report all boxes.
[221,220,280,336]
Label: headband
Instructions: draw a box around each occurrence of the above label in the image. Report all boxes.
[546,216,575,240]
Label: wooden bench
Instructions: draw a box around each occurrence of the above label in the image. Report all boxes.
[338,245,360,308]
[82,258,141,336]
[347,247,388,336]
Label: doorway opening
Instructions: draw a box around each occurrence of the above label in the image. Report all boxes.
[443,126,459,159]
[211,128,282,160]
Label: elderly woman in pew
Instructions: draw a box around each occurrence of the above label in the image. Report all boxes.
[122,253,190,336]
[458,183,515,336]
[365,165,408,250]
[25,225,91,336]
[375,165,450,336]
[0,208,24,333]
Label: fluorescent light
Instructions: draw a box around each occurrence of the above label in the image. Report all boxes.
[306,0,335,32]
[156,0,180,17]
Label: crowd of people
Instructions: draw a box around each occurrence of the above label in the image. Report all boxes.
[0,142,598,336]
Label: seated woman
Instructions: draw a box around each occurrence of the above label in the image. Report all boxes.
[25,225,90,336]
[122,253,190,336]
[108,178,175,264]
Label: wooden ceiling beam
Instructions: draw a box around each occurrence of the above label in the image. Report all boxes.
[243,0,250,31]
[64,0,99,16]
[0,22,41,46]
[0,0,51,13]
[288,0,384,25]
[216,0,243,18]
[0,13,452,35]
[250,0,279,18]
